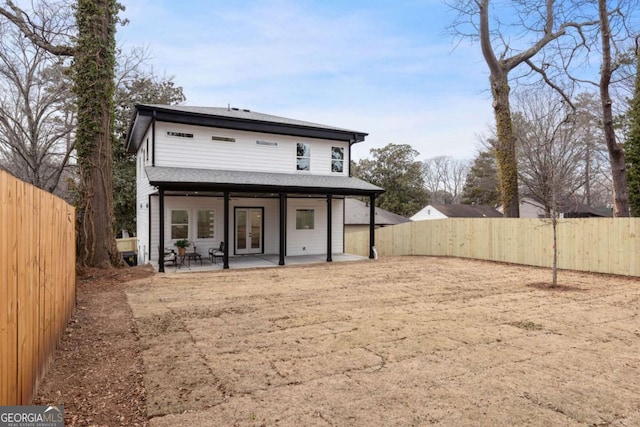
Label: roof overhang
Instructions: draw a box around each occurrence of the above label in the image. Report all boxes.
[145,166,384,196]
[126,105,368,153]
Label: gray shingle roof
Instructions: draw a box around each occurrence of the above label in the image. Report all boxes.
[142,104,364,134]
[431,204,503,218]
[126,104,368,153]
[344,198,410,225]
[145,166,383,195]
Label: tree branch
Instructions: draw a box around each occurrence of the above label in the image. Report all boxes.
[524,59,575,109]
[0,0,75,56]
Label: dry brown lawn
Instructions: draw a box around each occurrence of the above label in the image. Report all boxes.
[125,256,640,426]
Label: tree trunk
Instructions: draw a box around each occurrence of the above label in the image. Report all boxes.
[0,0,121,267]
[74,0,121,267]
[490,71,520,217]
[599,0,630,217]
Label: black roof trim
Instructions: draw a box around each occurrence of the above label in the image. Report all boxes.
[144,166,384,197]
[126,104,368,153]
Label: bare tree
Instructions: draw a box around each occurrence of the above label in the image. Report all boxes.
[596,0,630,216]
[573,92,613,208]
[422,156,470,204]
[513,89,586,215]
[0,19,75,195]
[1,0,123,268]
[448,0,600,217]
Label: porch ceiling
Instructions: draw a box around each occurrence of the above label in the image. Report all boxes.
[145,166,384,196]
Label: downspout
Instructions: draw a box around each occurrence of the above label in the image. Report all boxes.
[327,194,333,262]
[223,191,230,269]
[151,110,156,166]
[369,194,376,259]
[147,194,152,265]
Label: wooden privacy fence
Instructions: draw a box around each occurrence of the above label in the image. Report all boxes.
[346,218,640,277]
[1,170,76,405]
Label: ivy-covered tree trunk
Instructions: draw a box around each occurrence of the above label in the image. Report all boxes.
[0,0,122,267]
[490,70,519,217]
[598,0,629,217]
[626,40,640,217]
[74,0,120,267]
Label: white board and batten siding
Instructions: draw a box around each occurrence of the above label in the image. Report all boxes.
[135,142,155,264]
[153,122,350,176]
[146,196,344,260]
[135,120,350,262]
[287,198,344,256]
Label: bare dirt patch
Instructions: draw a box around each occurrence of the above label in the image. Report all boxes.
[34,265,155,426]
[124,256,640,426]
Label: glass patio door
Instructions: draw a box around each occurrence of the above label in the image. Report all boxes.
[235,208,263,254]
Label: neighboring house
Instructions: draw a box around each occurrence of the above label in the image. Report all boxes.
[344,198,410,235]
[517,197,612,218]
[410,204,503,221]
[126,105,384,271]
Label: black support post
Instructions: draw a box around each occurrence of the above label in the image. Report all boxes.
[158,187,165,272]
[369,194,376,259]
[327,194,333,262]
[223,191,230,269]
[151,110,156,166]
[279,193,286,266]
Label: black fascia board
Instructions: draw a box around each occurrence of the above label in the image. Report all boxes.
[150,180,384,197]
[127,105,367,153]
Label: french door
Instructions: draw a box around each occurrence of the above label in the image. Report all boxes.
[235,207,263,254]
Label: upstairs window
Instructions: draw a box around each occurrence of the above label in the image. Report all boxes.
[331,147,344,173]
[297,143,311,171]
[167,131,194,138]
[171,210,189,239]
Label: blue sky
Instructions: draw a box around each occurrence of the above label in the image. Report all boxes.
[116,0,494,161]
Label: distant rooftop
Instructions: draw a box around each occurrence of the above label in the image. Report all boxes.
[345,198,411,226]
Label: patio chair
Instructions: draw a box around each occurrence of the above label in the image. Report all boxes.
[209,241,225,264]
[162,248,177,266]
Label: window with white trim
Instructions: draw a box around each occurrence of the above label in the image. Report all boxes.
[331,146,344,173]
[197,210,214,239]
[297,143,311,171]
[296,209,315,229]
[171,210,189,239]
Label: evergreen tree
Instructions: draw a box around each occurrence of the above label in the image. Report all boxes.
[461,150,500,206]
[352,143,428,217]
[113,76,185,235]
[626,43,640,217]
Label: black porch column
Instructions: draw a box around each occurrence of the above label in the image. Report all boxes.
[369,194,376,259]
[279,193,286,266]
[224,191,230,269]
[158,187,165,272]
[326,194,333,262]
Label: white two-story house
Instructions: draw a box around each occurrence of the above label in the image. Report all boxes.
[126,105,383,272]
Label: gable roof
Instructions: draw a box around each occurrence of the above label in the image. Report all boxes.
[344,198,410,226]
[126,104,368,153]
[519,196,612,218]
[145,166,383,196]
[432,204,503,218]
[423,204,503,219]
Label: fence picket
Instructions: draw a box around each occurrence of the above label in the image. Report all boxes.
[0,171,76,405]
[346,217,640,277]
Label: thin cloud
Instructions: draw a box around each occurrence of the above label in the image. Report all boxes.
[117,0,493,160]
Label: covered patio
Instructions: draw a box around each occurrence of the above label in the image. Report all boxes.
[152,252,368,273]
[148,166,383,272]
